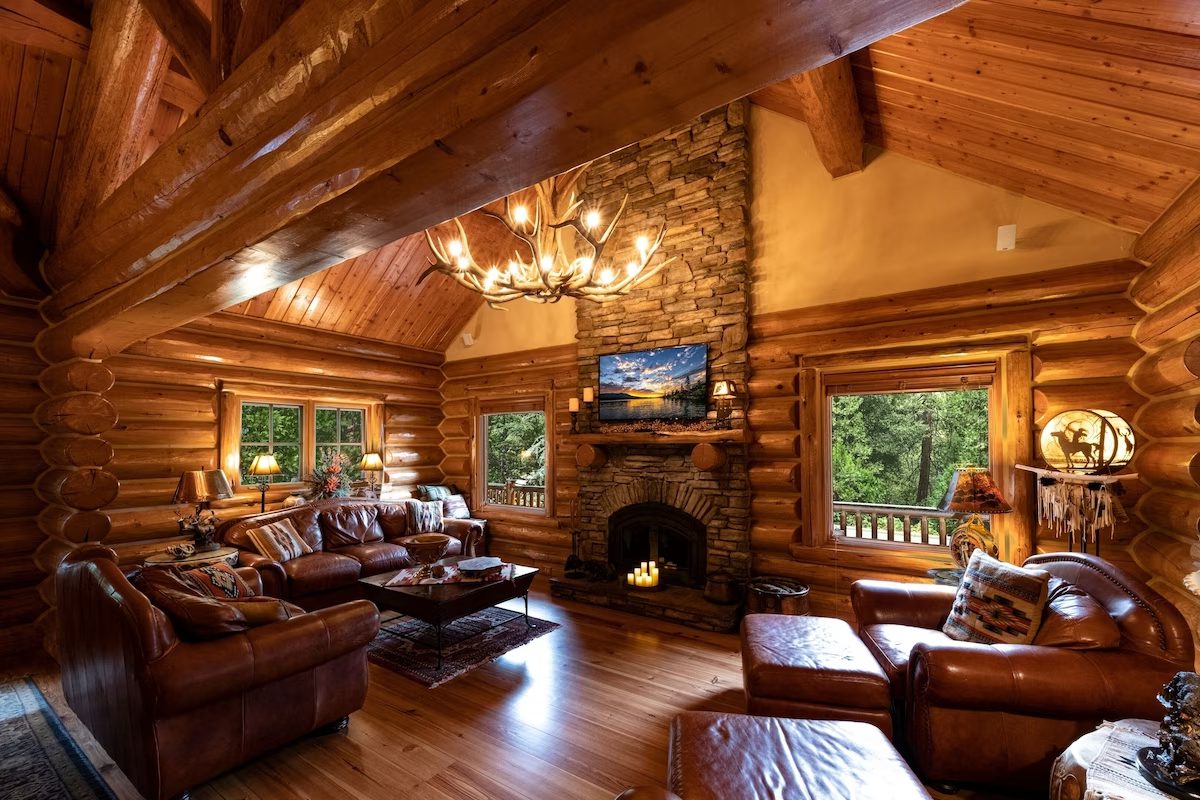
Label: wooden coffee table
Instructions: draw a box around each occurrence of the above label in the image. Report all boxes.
[359,563,539,669]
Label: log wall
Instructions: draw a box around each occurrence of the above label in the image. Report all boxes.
[98,314,444,565]
[440,345,578,576]
[747,260,1148,619]
[0,298,47,655]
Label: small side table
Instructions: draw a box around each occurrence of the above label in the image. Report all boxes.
[144,546,239,569]
[1051,719,1167,800]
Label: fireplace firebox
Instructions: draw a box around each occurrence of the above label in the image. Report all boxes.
[607,502,707,588]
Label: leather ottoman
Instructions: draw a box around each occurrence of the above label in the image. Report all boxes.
[665,712,931,800]
[741,614,893,737]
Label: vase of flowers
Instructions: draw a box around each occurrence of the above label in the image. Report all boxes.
[307,450,352,499]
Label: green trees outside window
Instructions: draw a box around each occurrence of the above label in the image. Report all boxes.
[484,411,547,509]
[315,407,365,481]
[831,389,989,509]
[240,402,302,483]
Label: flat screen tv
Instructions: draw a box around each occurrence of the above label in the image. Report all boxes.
[598,344,708,422]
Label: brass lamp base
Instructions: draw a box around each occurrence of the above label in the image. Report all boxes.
[950,513,998,569]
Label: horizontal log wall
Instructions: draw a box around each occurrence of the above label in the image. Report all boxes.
[0,299,46,656]
[441,345,578,577]
[1127,187,1200,655]
[101,315,444,565]
[747,261,1147,619]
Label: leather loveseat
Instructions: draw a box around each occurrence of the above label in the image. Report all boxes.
[218,498,484,609]
[57,544,379,800]
[852,552,1194,789]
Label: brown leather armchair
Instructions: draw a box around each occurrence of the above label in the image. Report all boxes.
[56,545,380,800]
[852,553,1194,790]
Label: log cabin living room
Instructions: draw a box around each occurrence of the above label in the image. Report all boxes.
[2,0,1200,798]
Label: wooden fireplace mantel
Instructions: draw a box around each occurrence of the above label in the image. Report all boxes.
[566,429,751,472]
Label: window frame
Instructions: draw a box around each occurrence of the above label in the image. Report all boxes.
[474,396,553,518]
[796,346,1031,563]
[228,395,372,492]
[238,400,305,485]
[314,405,367,481]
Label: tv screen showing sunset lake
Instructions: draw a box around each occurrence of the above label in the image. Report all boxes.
[598,345,708,421]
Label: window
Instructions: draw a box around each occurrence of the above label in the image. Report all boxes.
[240,402,302,483]
[480,406,548,512]
[823,364,995,547]
[316,406,365,481]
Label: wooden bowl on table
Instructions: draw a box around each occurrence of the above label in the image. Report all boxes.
[399,533,452,573]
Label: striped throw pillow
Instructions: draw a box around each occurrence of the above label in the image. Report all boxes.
[245,518,313,563]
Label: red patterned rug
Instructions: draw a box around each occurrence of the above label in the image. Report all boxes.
[367,607,560,688]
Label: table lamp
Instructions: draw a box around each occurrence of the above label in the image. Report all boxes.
[172,469,234,551]
[711,380,739,427]
[939,468,1012,569]
[359,452,385,498]
[247,453,283,512]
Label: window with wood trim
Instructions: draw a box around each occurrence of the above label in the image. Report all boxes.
[240,401,303,483]
[315,406,365,480]
[824,363,998,548]
[478,398,549,514]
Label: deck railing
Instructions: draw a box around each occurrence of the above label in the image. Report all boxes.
[833,502,959,547]
[485,482,547,509]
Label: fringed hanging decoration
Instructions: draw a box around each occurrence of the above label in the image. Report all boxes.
[1019,466,1133,555]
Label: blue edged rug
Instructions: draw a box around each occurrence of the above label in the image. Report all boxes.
[0,677,116,799]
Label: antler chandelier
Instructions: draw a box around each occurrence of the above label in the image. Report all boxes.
[419,166,671,306]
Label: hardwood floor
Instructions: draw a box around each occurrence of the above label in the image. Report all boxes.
[12,580,1028,799]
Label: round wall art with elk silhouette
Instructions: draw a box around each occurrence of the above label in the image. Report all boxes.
[1038,408,1136,474]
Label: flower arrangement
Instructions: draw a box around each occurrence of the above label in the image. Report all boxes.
[307,450,352,499]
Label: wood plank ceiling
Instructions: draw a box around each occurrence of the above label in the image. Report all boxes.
[3,0,1199,350]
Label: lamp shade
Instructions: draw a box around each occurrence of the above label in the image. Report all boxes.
[939,468,1012,515]
[172,469,234,504]
[711,380,738,398]
[247,453,283,477]
[359,452,385,471]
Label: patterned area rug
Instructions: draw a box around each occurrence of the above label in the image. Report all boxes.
[0,678,116,800]
[368,607,559,688]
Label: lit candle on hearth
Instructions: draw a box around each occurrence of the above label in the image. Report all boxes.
[583,387,594,403]
[641,561,649,574]
[627,572,635,586]
[569,398,580,412]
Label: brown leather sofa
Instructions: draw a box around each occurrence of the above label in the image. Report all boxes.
[57,544,379,800]
[218,498,484,609]
[852,552,1194,789]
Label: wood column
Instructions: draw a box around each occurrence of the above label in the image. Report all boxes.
[34,359,118,656]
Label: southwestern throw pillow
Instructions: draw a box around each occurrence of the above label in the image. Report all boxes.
[443,494,471,520]
[184,562,253,599]
[943,550,1050,645]
[245,518,313,563]
[405,499,445,534]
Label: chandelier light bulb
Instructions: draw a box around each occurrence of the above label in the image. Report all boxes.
[447,240,463,258]
[455,257,469,271]
[578,257,594,273]
[512,205,530,225]
[626,261,639,276]
[541,254,554,272]
[635,235,650,254]
[598,267,615,285]
[584,209,601,229]
[487,265,501,282]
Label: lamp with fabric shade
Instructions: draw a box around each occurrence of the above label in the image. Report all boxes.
[359,452,385,498]
[939,468,1012,569]
[172,469,234,551]
[247,453,283,512]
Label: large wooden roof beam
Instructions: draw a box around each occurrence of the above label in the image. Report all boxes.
[138,0,219,95]
[38,0,965,361]
[0,0,90,60]
[1136,175,1200,266]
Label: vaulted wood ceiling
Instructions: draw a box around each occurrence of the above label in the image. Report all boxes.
[3,0,1199,351]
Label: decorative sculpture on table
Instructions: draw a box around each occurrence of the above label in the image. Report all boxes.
[1138,671,1200,796]
[1020,408,1137,556]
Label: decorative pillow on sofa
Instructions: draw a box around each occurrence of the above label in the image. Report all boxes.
[417,484,454,501]
[443,494,471,520]
[1034,577,1121,649]
[149,589,304,640]
[245,518,313,563]
[943,551,1050,645]
[404,499,445,534]
[184,562,253,599]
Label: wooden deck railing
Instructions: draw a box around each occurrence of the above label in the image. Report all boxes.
[485,482,546,509]
[833,502,959,547]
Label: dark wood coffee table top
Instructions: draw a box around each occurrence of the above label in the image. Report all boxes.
[359,563,538,625]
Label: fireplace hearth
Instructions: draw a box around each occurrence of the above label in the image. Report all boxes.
[608,502,707,588]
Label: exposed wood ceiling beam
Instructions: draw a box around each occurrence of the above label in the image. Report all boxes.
[210,0,241,82]
[752,58,865,177]
[0,0,89,60]
[52,0,171,247]
[138,0,219,95]
[1136,175,1200,265]
[232,0,301,69]
[38,0,966,361]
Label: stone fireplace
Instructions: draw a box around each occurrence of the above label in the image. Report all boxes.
[549,103,752,632]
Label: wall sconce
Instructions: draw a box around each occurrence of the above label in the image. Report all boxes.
[568,397,580,433]
[711,380,739,427]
